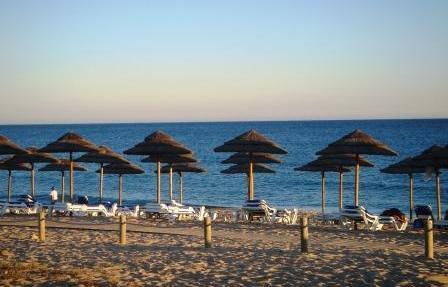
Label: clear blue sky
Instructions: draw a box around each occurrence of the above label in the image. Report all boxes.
[0,1,447,124]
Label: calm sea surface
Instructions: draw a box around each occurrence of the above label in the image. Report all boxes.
[0,119,447,215]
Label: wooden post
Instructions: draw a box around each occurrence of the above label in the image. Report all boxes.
[179,172,183,204]
[249,161,254,200]
[321,171,325,214]
[409,174,414,220]
[120,214,126,245]
[300,216,309,253]
[204,216,212,248]
[424,219,433,259]
[31,163,35,198]
[7,170,12,202]
[118,174,123,206]
[354,154,360,206]
[38,210,45,241]
[99,163,104,203]
[436,170,441,220]
[60,171,65,203]
[169,166,173,201]
[339,169,343,209]
[157,160,161,204]
[69,152,74,203]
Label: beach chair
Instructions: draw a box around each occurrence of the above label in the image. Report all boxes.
[85,204,115,217]
[340,205,381,231]
[242,199,277,223]
[116,205,140,217]
[378,208,408,231]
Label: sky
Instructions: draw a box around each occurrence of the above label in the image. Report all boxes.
[0,0,447,124]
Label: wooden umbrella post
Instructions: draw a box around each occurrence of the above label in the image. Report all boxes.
[30,163,35,198]
[321,171,325,214]
[118,174,123,206]
[409,174,414,220]
[179,172,183,204]
[99,163,104,203]
[249,161,254,200]
[60,171,65,203]
[169,166,173,201]
[424,218,434,259]
[204,216,212,248]
[300,216,309,253]
[339,168,343,209]
[354,154,360,206]
[7,170,12,202]
[69,152,74,203]
[436,169,441,220]
[157,160,161,204]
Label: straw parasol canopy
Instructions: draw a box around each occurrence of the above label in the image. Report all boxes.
[295,162,351,213]
[39,132,99,203]
[39,159,87,203]
[75,145,129,203]
[381,157,426,220]
[316,129,397,206]
[158,163,206,203]
[215,130,287,200]
[124,131,192,203]
[0,135,27,155]
[0,160,32,202]
[413,145,448,220]
[7,147,58,197]
[97,163,144,206]
[222,152,281,164]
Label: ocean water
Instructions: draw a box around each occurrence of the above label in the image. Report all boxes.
[0,119,447,216]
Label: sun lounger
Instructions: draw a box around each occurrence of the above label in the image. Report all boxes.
[242,199,277,223]
[378,216,408,231]
[116,205,140,217]
[340,205,381,231]
[0,201,40,215]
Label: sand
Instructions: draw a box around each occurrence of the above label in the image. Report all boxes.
[0,216,447,286]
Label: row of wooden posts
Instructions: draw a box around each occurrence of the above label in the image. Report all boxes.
[36,212,434,259]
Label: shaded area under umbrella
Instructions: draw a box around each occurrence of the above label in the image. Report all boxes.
[39,132,99,203]
[317,129,397,206]
[8,147,58,198]
[381,157,426,220]
[215,130,287,200]
[39,159,87,203]
[295,163,351,213]
[97,163,145,206]
[124,131,192,203]
[0,160,32,202]
[143,153,197,201]
[413,145,448,220]
[75,145,129,203]
[158,163,206,203]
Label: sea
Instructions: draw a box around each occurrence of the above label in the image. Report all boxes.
[0,119,447,216]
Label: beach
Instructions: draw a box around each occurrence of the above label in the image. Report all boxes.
[1,216,447,286]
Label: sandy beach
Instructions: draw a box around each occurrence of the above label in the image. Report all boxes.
[0,216,447,286]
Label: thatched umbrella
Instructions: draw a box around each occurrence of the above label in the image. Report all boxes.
[39,132,99,203]
[97,163,144,206]
[159,163,206,203]
[39,160,87,203]
[214,130,287,200]
[0,160,32,202]
[7,147,58,198]
[295,163,351,213]
[413,145,448,220]
[75,145,129,203]
[142,153,196,201]
[316,129,397,206]
[124,131,192,203]
[0,135,27,155]
[381,157,426,220]
[303,154,374,209]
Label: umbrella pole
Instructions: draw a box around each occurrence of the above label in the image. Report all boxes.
[118,174,123,206]
[436,169,441,220]
[321,171,325,214]
[179,172,183,204]
[157,160,161,204]
[69,152,74,203]
[339,168,343,209]
[409,174,413,220]
[61,171,65,203]
[247,173,250,200]
[169,166,173,201]
[99,163,104,203]
[7,170,12,202]
[354,154,360,206]
[249,159,254,200]
[30,163,35,198]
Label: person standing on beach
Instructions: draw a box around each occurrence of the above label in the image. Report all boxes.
[50,186,58,204]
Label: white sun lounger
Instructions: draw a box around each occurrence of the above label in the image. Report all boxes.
[378,216,408,231]
[116,205,140,217]
[340,206,381,231]
[0,202,40,215]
